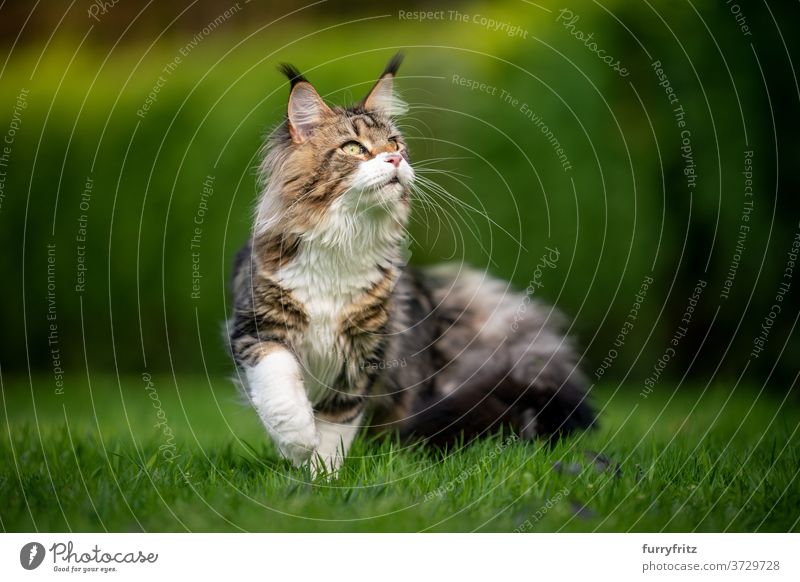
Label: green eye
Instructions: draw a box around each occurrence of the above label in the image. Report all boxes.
[342,141,367,156]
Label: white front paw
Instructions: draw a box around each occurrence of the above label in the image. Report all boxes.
[275,415,319,466]
[245,352,319,467]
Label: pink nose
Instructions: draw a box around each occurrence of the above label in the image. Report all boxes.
[384,153,402,168]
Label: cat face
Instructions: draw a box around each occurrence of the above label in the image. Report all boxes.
[256,54,413,237]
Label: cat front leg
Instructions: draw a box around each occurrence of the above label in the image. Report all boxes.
[310,403,364,477]
[244,348,319,466]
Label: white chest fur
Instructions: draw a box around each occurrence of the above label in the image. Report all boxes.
[275,208,403,404]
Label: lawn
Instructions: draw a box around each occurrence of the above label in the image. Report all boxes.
[1,375,798,532]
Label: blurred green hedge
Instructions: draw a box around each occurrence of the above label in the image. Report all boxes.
[1,0,797,386]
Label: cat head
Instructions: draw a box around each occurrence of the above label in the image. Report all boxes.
[255,53,414,240]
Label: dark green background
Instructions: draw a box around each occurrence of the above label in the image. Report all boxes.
[1,0,798,391]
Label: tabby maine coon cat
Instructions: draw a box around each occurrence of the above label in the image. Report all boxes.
[228,54,594,475]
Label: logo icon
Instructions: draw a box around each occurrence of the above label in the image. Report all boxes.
[20,542,46,570]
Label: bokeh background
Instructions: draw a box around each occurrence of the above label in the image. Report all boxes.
[2,0,800,534]
[2,0,797,388]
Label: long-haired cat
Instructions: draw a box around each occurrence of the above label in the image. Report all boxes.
[228,53,594,475]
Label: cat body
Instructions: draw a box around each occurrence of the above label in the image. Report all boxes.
[228,54,594,474]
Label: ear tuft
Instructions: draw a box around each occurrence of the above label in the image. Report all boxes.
[277,63,308,88]
[363,52,408,117]
[280,64,331,143]
[381,51,404,77]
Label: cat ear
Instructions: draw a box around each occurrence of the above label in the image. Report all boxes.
[363,52,408,117]
[279,63,331,143]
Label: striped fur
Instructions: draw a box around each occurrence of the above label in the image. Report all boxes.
[228,54,595,475]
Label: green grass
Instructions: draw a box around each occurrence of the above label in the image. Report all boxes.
[1,375,799,532]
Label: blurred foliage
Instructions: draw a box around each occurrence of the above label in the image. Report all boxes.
[0,0,798,387]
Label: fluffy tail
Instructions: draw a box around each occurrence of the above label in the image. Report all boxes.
[396,264,596,447]
[399,373,595,447]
